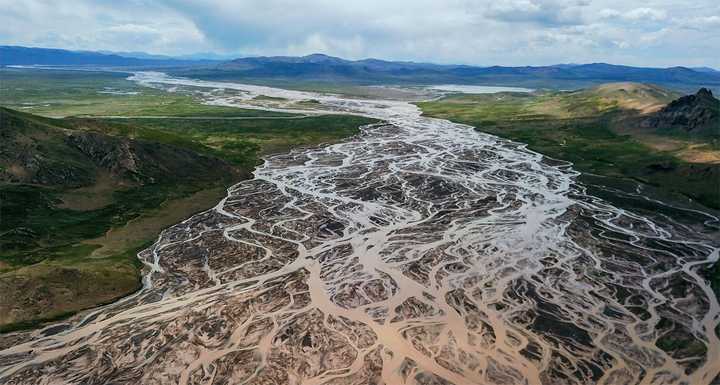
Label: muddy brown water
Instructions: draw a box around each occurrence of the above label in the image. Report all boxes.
[1,72,718,385]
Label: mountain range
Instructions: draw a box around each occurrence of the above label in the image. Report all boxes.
[0,45,216,67]
[2,45,720,92]
[179,54,720,92]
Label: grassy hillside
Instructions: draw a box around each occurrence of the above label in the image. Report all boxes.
[417,83,720,210]
[0,107,237,331]
[84,114,375,157]
[0,106,376,332]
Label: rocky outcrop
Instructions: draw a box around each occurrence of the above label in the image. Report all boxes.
[66,131,240,185]
[66,132,142,182]
[641,88,719,136]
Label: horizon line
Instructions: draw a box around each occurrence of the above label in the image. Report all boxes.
[2,44,718,72]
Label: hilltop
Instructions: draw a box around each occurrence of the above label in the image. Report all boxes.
[641,88,720,137]
[586,82,680,113]
[0,107,240,188]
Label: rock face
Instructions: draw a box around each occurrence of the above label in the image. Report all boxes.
[65,131,237,185]
[65,133,142,182]
[641,88,720,136]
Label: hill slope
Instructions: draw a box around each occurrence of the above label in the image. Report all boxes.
[1,107,238,187]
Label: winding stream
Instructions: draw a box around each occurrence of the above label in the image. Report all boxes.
[1,72,719,385]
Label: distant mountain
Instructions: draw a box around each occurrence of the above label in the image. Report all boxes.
[98,50,232,62]
[4,46,719,92]
[0,45,213,67]
[174,52,242,61]
[211,53,462,76]
[96,50,178,60]
[641,88,720,137]
[692,67,720,74]
[172,54,720,93]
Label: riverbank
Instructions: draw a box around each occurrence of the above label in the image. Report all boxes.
[0,102,376,332]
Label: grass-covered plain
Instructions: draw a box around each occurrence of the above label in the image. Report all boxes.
[0,69,377,331]
[86,114,374,160]
[0,67,292,118]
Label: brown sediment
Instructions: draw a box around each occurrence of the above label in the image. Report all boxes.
[0,73,718,385]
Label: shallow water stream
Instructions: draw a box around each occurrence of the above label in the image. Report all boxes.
[1,73,718,385]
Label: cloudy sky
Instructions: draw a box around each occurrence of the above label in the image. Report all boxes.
[1,0,719,67]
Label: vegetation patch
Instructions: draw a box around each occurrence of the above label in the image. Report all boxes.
[0,67,292,118]
[94,114,375,158]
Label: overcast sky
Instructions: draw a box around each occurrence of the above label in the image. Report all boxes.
[1,0,718,67]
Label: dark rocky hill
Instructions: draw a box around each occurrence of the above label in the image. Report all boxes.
[641,88,720,137]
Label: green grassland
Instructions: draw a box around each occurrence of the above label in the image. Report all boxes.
[85,114,372,158]
[0,67,292,118]
[0,68,377,331]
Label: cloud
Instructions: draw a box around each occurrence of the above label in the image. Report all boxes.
[483,0,587,26]
[0,0,208,55]
[0,0,717,68]
[625,7,667,21]
[599,7,667,22]
[676,15,720,30]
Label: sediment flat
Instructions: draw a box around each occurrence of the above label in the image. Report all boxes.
[1,73,718,385]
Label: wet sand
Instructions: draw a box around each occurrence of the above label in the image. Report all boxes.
[0,72,718,385]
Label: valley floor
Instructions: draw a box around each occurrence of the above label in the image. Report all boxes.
[416,86,720,305]
[0,72,718,385]
[0,68,376,331]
